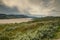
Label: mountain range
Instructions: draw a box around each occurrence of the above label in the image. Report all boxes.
[0,14,30,19]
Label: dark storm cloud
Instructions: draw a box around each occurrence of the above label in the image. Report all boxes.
[0,5,20,14]
[0,0,20,14]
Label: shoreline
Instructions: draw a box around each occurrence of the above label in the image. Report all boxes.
[0,18,32,24]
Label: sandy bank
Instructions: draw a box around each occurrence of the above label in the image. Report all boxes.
[0,18,32,24]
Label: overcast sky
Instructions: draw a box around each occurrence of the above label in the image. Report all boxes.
[0,0,60,16]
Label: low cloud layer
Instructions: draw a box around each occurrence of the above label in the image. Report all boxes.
[0,0,60,16]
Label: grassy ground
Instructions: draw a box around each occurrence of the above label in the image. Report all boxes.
[0,17,60,40]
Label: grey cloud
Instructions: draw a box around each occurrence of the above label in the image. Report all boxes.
[32,0,60,16]
[0,0,3,5]
[29,0,54,8]
[0,0,60,16]
[0,5,20,14]
[49,0,60,16]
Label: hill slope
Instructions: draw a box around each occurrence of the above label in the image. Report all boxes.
[0,17,60,40]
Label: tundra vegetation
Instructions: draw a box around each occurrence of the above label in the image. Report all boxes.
[0,17,60,40]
